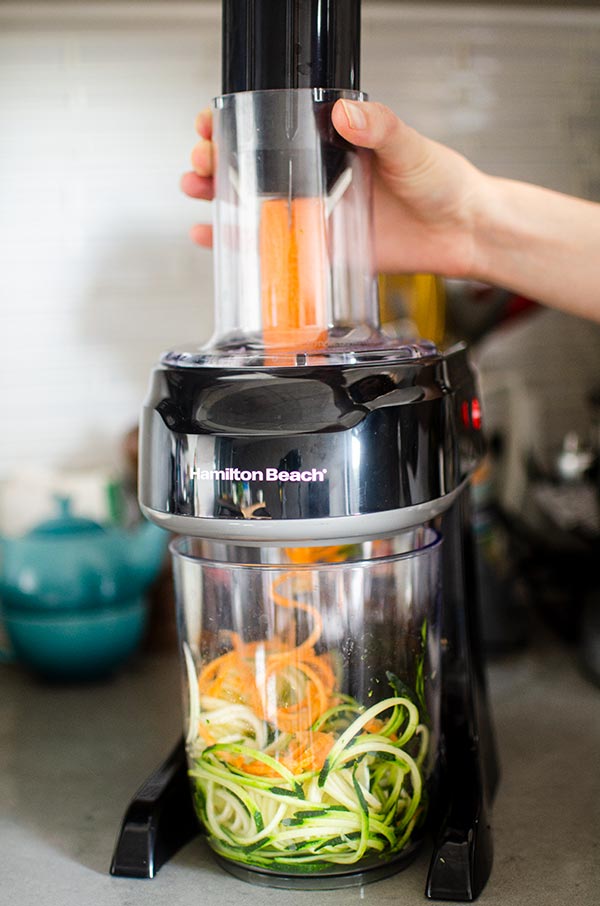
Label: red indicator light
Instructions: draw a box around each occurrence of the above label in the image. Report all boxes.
[461,401,470,427]
[471,398,482,430]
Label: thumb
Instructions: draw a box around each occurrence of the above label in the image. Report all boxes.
[332,100,433,181]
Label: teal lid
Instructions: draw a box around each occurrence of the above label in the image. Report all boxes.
[29,497,105,538]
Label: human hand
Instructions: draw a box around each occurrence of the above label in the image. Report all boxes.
[180,107,215,249]
[180,100,489,279]
[182,99,600,318]
[330,100,486,278]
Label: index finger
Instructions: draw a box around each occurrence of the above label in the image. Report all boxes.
[195,107,213,141]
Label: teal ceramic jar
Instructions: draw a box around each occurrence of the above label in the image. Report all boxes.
[0,498,168,678]
[0,498,167,612]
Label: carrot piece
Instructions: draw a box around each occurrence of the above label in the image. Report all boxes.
[279,731,335,774]
[269,572,324,653]
[285,545,349,564]
[197,564,342,743]
[198,722,217,745]
[229,730,335,777]
[259,197,329,352]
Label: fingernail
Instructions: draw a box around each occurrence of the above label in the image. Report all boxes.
[341,100,367,130]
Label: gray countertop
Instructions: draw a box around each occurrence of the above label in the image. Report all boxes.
[2,632,600,906]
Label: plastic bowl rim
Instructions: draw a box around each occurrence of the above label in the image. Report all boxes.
[169,528,442,571]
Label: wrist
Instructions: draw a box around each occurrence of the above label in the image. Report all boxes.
[467,172,506,285]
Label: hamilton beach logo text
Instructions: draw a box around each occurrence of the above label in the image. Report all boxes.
[192,467,328,483]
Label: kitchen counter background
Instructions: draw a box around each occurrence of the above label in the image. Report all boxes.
[1,2,600,480]
[3,629,599,906]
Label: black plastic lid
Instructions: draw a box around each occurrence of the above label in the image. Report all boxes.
[222,0,361,94]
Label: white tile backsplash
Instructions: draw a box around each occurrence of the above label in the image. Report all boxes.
[1,2,599,476]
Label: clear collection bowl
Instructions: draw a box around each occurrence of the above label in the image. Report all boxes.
[171,529,441,884]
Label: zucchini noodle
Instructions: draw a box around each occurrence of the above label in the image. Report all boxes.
[186,558,430,873]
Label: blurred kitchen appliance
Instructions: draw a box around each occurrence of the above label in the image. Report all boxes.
[111,0,497,898]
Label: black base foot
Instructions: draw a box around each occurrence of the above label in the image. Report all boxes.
[110,738,199,879]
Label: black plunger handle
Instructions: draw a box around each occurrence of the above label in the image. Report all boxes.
[222,0,361,94]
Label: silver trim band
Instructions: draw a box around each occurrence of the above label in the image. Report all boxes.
[141,484,464,545]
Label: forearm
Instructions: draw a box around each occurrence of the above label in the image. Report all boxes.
[472,176,600,320]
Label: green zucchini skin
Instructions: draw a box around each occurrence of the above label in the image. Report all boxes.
[188,686,429,873]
